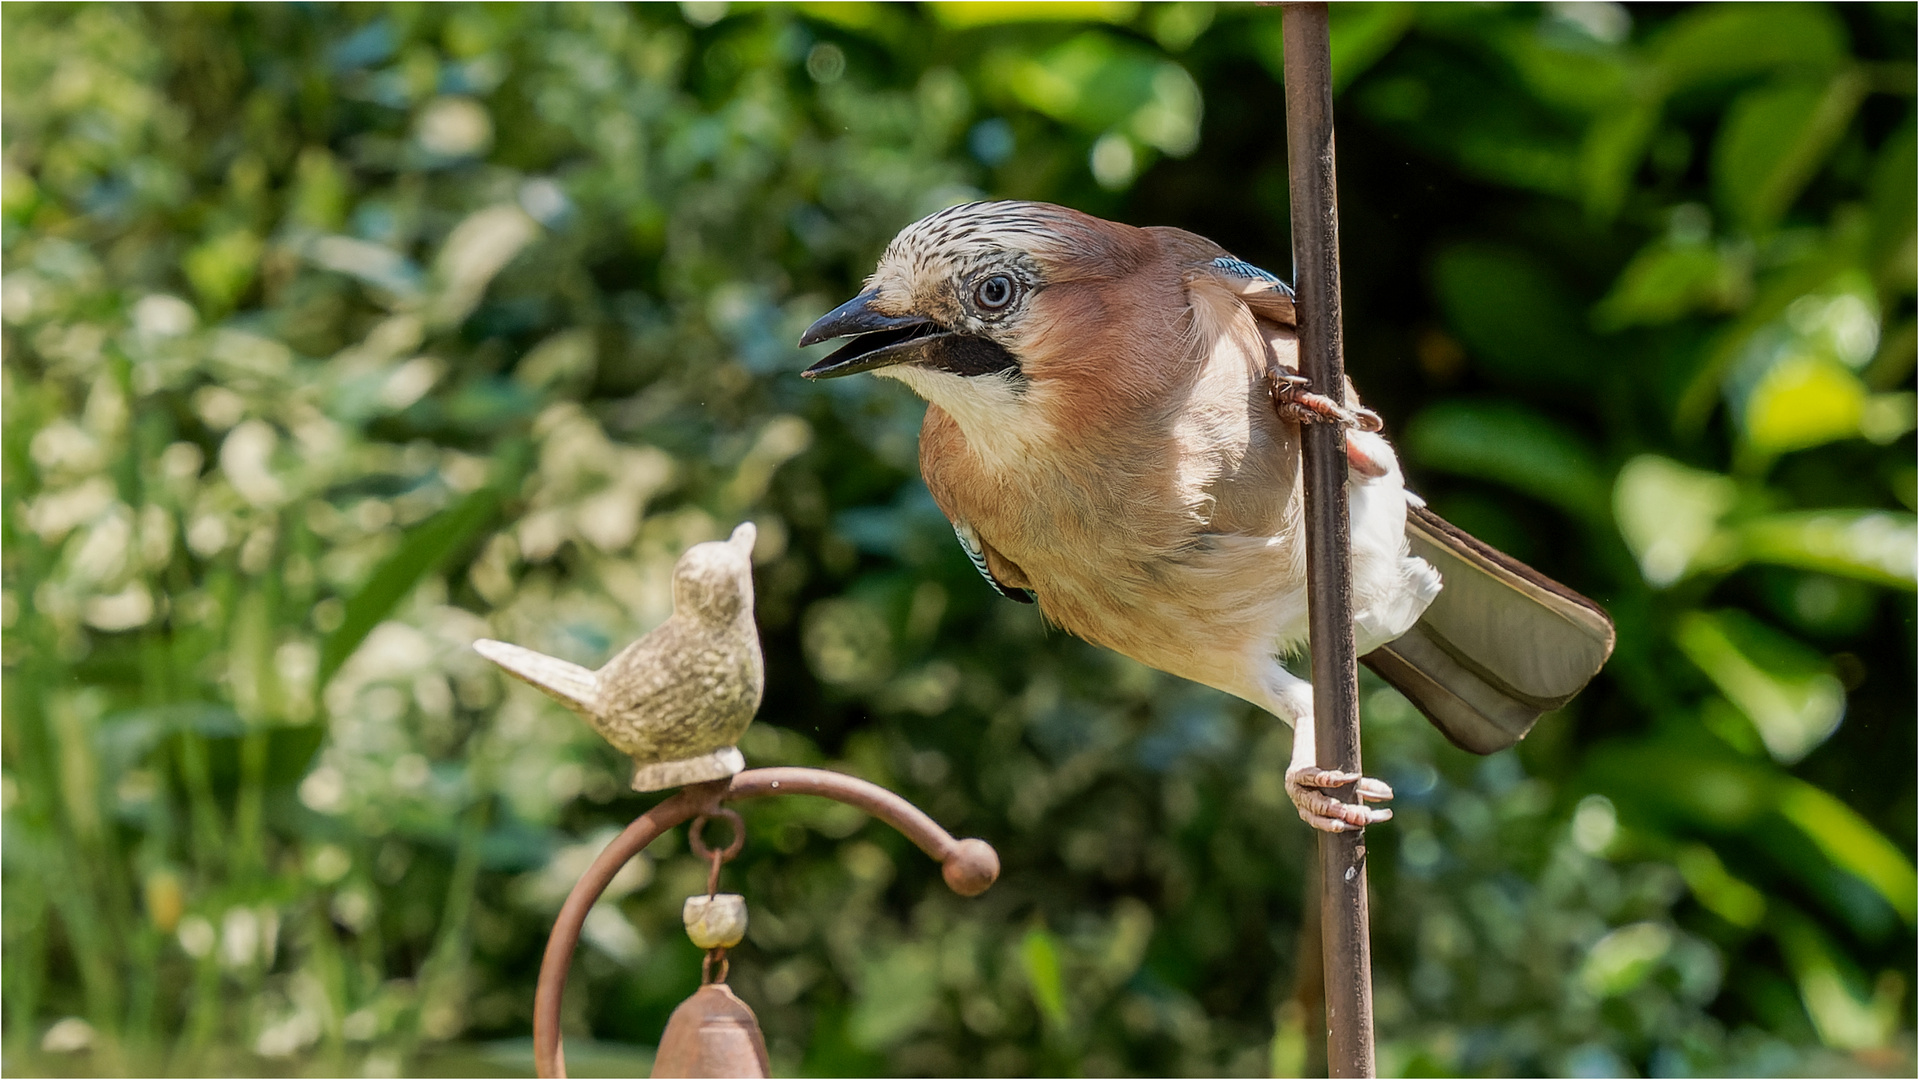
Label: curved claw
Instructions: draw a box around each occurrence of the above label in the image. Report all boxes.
[1286,767,1395,833]
[1355,776,1394,802]
[1270,371,1383,433]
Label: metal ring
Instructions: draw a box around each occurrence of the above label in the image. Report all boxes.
[701,948,730,986]
[688,807,745,863]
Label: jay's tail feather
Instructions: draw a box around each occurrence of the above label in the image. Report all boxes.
[1362,506,1615,754]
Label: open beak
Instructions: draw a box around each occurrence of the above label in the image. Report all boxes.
[800,290,1025,380]
[798,291,945,380]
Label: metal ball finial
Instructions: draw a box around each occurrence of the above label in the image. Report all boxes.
[941,838,1000,897]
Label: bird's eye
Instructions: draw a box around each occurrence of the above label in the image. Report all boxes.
[974,274,1016,310]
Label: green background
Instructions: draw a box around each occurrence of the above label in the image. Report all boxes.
[3,2,1913,1076]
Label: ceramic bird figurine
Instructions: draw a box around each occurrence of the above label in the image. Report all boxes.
[475,522,764,791]
[798,201,1614,833]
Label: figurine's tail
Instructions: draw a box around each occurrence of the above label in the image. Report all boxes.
[473,639,599,713]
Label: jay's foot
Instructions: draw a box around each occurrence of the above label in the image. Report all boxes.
[1285,766,1394,833]
[1270,372,1384,433]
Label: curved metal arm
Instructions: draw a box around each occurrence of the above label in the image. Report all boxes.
[533,767,1000,1078]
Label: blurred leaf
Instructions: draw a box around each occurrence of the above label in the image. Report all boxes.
[428,203,540,328]
[1146,3,1214,52]
[513,328,597,391]
[1588,732,1909,938]
[1710,274,1884,451]
[991,33,1201,156]
[1584,733,1778,830]
[301,234,425,299]
[288,148,350,231]
[1773,908,1908,1050]
[1860,391,1917,444]
[1741,354,1868,456]
[1577,98,1662,222]
[1269,1001,1309,1077]
[1650,3,1848,94]
[1403,399,1609,522]
[1864,318,1917,393]
[1728,510,1918,589]
[97,704,246,771]
[183,230,263,314]
[1673,263,1865,436]
[1712,72,1866,234]
[227,588,283,725]
[1867,120,1918,288]
[1777,782,1919,926]
[794,1,915,42]
[1593,239,1749,330]
[1328,3,1416,92]
[1021,927,1069,1032]
[318,484,503,687]
[1496,21,1632,114]
[848,943,939,1050]
[928,2,1138,28]
[1580,921,1672,997]
[1673,609,1844,764]
[1676,844,1768,928]
[802,597,895,689]
[1612,454,1738,587]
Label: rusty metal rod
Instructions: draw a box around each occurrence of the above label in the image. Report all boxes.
[724,768,1000,896]
[533,783,708,1079]
[1281,3,1377,1077]
[532,767,1000,1078]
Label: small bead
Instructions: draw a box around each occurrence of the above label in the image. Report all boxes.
[683,894,749,949]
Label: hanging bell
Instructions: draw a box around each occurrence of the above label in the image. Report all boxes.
[651,885,767,1079]
[650,982,770,1079]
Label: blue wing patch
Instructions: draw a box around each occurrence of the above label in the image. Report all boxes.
[953,522,1035,604]
[1212,256,1295,297]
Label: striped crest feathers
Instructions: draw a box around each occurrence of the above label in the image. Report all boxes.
[879,203,1293,296]
[882,201,1074,269]
[876,201,1149,288]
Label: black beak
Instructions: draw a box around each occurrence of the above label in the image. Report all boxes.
[798,291,927,347]
[798,291,944,380]
[799,290,1025,381]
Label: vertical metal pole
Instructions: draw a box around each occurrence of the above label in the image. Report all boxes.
[1280,4,1377,1077]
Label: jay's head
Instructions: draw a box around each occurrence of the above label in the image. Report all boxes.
[798,201,1159,419]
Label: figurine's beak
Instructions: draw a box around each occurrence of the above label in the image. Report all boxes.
[728,521,757,558]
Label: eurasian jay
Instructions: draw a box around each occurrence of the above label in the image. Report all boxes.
[798,201,1614,832]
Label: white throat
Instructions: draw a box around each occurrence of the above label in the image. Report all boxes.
[881,365,1051,472]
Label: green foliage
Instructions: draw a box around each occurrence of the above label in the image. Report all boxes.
[2,3,1912,1077]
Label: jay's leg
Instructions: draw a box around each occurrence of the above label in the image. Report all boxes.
[1265,668,1394,833]
[1269,370,1384,433]
[1287,720,1394,832]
